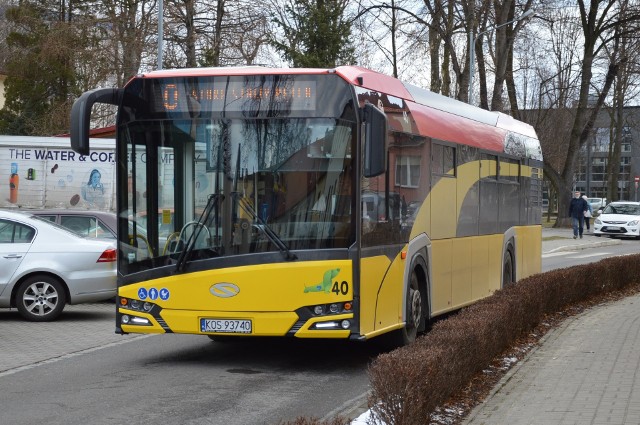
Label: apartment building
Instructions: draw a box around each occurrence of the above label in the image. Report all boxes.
[575,106,640,202]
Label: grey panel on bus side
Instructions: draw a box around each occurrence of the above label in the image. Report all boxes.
[499,183,520,231]
[479,180,499,235]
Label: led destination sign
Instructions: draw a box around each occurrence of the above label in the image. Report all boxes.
[161,79,317,113]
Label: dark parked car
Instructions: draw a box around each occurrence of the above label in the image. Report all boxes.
[29,209,117,240]
[28,209,156,259]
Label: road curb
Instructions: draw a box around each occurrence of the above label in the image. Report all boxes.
[543,238,622,254]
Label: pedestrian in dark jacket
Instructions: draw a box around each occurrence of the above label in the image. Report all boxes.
[568,191,588,239]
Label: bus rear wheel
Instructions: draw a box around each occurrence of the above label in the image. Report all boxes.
[503,249,514,287]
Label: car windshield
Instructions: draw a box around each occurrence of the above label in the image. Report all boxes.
[602,204,640,215]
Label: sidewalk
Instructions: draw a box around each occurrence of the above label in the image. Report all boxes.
[347,227,629,424]
[463,291,640,424]
[462,227,637,425]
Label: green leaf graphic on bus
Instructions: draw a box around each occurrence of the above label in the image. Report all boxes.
[304,269,340,293]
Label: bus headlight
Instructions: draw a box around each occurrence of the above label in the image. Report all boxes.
[121,314,151,326]
[310,302,352,316]
[310,320,352,330]
[119,297,158,314]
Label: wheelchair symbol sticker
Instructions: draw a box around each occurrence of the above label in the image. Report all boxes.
[138,288,148,300]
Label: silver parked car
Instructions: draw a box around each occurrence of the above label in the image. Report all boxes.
[0,209,117,321]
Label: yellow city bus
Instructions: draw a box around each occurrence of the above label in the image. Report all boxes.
[70,66,542,345]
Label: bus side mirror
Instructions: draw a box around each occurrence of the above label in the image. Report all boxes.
[363,103,387,178]
[70,88,121,155]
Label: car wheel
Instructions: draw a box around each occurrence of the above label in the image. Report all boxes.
[15,275,66,322]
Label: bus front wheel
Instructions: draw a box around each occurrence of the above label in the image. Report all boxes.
[389,270,422,347]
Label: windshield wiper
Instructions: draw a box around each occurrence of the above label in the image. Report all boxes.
[233,193,297,261]
[175,193,223,272]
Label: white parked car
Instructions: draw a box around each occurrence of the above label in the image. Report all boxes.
[0,209,117,321]
[593,201,640,239]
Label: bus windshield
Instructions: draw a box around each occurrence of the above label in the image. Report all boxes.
[119,76,357,275]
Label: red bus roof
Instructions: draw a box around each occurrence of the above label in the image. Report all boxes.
[132,66,538,152]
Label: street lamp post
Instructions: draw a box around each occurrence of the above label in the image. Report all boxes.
[468,9,534,105]
[157,0,164,70]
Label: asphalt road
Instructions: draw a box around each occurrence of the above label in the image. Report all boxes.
[0,304,380,425]
[541,234,640,272]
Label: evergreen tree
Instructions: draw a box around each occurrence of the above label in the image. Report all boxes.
[0,1,87,135]
[271,0,356,68]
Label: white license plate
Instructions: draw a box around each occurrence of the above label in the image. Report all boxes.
[200,318,252,334]
[608,226,620,231]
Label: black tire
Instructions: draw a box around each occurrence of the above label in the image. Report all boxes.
[503,249,514,287]
[15,275,66,321]
[388,270,422,347]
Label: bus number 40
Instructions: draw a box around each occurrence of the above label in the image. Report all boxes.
[332,281,349,295]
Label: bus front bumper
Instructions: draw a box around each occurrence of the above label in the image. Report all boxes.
[117,307,354,339]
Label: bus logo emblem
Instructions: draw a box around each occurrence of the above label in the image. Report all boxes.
[210,283,240,298]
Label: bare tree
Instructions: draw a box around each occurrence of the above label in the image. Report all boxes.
[161,1,271,68]
[214,1,270,66]
[353,0,422,79]
[98,0,157,85]
[541,0,640,227]
[482,0,534,111]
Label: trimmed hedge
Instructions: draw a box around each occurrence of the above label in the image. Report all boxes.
[366,254,640,425]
